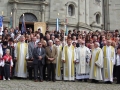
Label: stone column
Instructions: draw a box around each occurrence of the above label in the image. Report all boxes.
[12,1,18,28]
[103,0,110,30]
[41,4,46,22]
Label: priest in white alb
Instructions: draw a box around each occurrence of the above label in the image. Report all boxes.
[76,40,91,82]
[62,38,76,81]
[54,38,63,80]
[14,35,29,78]
[89,42,103,83]
[102,40,115,84]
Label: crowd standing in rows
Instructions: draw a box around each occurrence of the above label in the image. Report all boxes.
[0,26,120,84]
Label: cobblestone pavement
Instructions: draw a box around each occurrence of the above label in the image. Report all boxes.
[0,80,120,90]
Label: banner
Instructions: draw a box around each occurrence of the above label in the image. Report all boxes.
[56,18,59,31]
[0,16,3,31]
[21,15,26,34]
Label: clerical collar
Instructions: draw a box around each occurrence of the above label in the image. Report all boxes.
[68,44,71,47]
[95,47,99,49]
[106,45,111,47]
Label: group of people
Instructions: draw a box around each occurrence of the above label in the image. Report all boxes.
[0,26,120,84]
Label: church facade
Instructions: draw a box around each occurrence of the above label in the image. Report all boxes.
[0,0,120,31]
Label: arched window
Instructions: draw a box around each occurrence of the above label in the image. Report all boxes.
[68,4,75,16]
[96,14,100,24]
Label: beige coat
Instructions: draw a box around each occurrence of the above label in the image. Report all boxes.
[45,45,58,64]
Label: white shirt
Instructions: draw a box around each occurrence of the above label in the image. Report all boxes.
[116,54,120,66]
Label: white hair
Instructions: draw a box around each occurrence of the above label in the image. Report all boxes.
[95,42,100,47]
[5,49,10,53]
[48,40,53,43]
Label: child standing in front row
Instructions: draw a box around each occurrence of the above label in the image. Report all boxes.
[2,49,13,80]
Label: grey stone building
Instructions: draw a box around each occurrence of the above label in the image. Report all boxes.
[0,0,119,31]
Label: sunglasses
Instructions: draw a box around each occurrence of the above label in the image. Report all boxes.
[38,44,42,45]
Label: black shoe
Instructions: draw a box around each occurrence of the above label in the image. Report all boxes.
[79,79,82,82]
[104,81,112,84]
[84,79,87,82]
[91,79,95,83]
[53,80,56,82]
[116,82,120,84]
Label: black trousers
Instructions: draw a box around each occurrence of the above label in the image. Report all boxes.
[47,63,56,81]
[4,64,10,79]
[34,61,43,80]
[113,65,117,78]
[43,64,47,80]
[28,67,33,80]
[116,65,120,83]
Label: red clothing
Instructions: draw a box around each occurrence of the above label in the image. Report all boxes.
[3,55,12,62]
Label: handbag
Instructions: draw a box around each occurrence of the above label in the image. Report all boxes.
[27,60,33,68]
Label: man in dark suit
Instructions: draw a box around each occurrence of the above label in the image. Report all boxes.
[38,28,44,39]
[33,42,46,82]
[76,39,81,47]
[28,37,37,80]
[45,40,58,82]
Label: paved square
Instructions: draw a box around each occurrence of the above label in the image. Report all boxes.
[0,80,120,90]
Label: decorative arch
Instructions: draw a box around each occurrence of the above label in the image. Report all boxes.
[65,1,77,7]
[19,13,38,22]
[65,1,77,17]
[94,11,101,16]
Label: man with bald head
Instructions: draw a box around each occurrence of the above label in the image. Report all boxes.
[102,39,115,84]
[76,40,91,82]
[14,35,29,78]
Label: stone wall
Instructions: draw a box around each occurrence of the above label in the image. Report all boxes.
[0,0,105,31]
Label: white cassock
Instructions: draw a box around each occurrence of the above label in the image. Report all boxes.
[76,46,91,79]
[89,47,103,80]
[14,42,29,78]
[62,45,76,80]
[102,46,115,82]
[55,45,62,80]
[0,44,3,56]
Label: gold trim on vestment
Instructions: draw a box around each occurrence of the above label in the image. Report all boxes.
[57,46,62,77]
[65,45,74,77]
[93,49,101,77]
[16,42,27,73]
[103,46,114,78]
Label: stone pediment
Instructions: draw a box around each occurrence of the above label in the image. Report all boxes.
[47,19,92,30]
[9,0,48,5]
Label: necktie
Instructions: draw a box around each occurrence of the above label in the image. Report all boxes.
[50,47,52,52]
[34,42,36,47]
[39,48,41,55]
